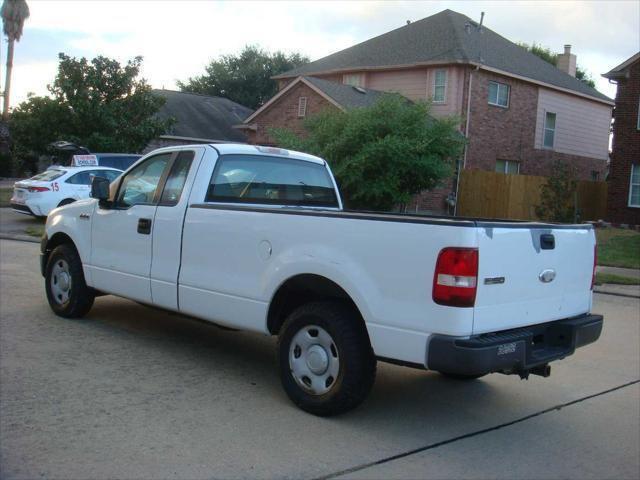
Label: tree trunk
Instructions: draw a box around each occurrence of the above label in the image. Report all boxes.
[3,39,14,121]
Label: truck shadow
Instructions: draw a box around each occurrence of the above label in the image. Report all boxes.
[86,295,507,424]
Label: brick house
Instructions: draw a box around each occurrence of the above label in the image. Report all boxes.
[237,76,386,145]
[603,53,640,226]
[240,9,613,214]
[144,89,253,154]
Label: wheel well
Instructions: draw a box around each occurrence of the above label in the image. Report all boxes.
[267,274,363,335]
[43,232,77,265]
[58,198,75,207]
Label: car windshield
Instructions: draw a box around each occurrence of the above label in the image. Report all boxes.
[30,169,66,181]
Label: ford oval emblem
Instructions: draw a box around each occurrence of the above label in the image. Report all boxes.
[539,269,556,283]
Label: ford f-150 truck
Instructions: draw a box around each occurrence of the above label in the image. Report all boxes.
[40,144,603,415]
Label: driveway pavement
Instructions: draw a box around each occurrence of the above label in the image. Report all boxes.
[0,239,638,479]
[0,208,43,241]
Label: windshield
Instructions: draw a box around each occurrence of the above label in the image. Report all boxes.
[30,169,66,181]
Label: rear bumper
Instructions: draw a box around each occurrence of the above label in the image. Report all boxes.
[427,314,603,376]
[11,203,36,216]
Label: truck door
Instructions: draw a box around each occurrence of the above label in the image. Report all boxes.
[90,152,174,303]
[149,148,204,310]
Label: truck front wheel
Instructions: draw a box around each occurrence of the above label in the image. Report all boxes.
[277,301,376,416]
[45,244,95,318]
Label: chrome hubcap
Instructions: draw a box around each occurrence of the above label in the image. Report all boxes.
[50,259,72,305]
[289,325,339,395]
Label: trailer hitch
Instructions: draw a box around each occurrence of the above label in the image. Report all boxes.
[517,364,551,379]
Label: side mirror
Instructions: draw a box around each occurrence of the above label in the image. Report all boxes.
[90,176,110,204]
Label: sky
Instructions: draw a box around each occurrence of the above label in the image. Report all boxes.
[1,0,638,107]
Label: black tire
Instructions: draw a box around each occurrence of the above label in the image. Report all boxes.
[57,198,76,208]
[45,244,95,318]
[438,371,486,380]
[277,301,376,416]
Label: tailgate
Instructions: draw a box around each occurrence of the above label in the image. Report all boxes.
[473,224,595,335]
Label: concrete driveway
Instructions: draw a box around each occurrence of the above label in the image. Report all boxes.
[0,239,638,479]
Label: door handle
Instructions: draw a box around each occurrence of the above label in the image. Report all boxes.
[137,218,152,234]
[540,233,555,250]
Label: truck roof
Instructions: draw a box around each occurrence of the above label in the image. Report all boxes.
[211,143,326,165]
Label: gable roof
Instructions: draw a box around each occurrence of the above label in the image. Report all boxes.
[275,9,611,104]
[304,76,388,109]
[153,89,253,142]
[243,76,389,124]
[603,52,640,79]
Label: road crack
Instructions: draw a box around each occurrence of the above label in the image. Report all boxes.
[315,379,640,480]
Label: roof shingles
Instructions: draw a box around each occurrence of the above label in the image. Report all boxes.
[277,9,611,103]
[153,89,253,142]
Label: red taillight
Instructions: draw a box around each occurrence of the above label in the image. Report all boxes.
[591,244,597,290]
[28,186,50,192]
[433,247,479,307]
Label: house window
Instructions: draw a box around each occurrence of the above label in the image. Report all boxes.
[543,112,556,148]
[488,81,510,107]
[591,171,600,182]
[343,73,364,87]
[298,97,307,118]
[629,164,640,208]
[433,69,447,103]
[495,159,520,174]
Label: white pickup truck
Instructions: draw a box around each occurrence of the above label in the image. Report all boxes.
[41,144,603,415]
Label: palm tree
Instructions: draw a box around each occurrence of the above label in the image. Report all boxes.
[1,0,29,120]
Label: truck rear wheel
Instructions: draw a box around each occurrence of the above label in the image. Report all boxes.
[45,244,95,318]
[277,301,376,416]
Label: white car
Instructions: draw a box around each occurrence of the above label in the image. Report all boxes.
[11,166,122,217]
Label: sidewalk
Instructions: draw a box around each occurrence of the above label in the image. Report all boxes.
[594,283,640,298]
[596,265,640,279]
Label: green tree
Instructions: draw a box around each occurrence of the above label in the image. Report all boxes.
[270,95,465,211]
[9,53,172,170]
[535,160,578,223]
[518,42,596,88]
[177,45,309,109]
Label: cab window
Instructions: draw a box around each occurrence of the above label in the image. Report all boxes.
[66,170,120,185]
[159,151,195,206]
[116,153,172,208]
[206,154,338,208]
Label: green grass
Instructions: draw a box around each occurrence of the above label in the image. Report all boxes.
[596,228,640,269]
[594,272,640,286]
[0,188,11,208]
[25,226,45,238]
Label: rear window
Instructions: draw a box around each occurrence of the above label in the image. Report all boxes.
[206,154,338,208]
[30,169,66,181]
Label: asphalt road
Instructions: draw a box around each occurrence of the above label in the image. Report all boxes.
[0,239,638,480]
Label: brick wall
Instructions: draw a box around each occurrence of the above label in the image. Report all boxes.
[607,60,640,225]
[464,69,607,180]
[245,82,338,145]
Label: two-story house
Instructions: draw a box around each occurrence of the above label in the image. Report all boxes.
[239,9,613,213]
[603,52,640,226]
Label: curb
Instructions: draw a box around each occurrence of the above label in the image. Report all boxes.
[593,289,640,299]
[0,233,40,244]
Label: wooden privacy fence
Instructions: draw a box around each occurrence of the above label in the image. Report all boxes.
[457,170,608,221]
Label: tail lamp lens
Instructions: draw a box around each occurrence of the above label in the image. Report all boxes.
[591,244,597,290]
[28,186,50,192]
[433,247,479,307]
